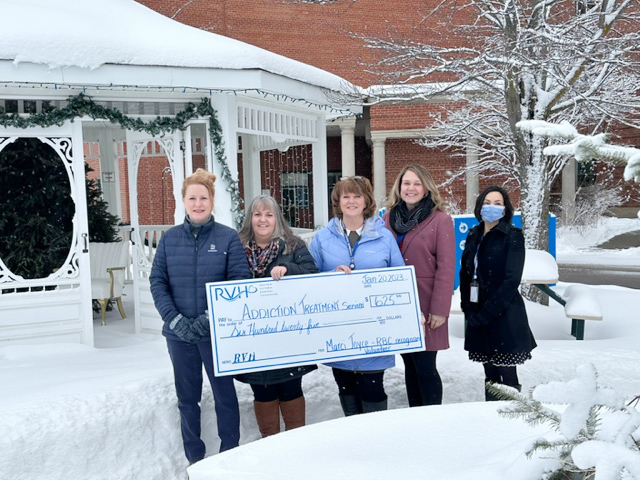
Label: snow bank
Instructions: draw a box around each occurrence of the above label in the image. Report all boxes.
[0,372,187,480]
[188,402,553,480]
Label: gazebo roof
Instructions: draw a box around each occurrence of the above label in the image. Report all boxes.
[1,0,354,96]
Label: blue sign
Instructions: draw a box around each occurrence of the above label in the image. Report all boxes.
[452,213,556,289]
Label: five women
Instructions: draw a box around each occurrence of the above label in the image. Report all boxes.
[151,167,536,463]
[236,195,318,436]
[309,176,404,416]
[384,165,456,406]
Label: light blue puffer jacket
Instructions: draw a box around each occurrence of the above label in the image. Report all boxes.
[309,216,405,371]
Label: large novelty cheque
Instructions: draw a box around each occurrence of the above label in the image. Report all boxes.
[206,265,424,376]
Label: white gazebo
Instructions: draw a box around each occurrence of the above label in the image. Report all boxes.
[0,0,359,346]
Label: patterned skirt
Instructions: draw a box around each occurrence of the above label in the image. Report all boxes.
[469,350,532,367]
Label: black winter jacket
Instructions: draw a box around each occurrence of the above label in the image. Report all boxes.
[150,217,251,340]
[460,220,536,355]
[236,239,319,386]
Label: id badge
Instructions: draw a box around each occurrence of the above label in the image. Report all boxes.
[470,279,479,303]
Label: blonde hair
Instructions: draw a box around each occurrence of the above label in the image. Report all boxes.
[387,164,445,212]
[331,176,377,220]
[182,168,216,203]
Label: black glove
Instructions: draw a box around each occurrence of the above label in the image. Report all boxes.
[192,313,210,337]
[167,314,200,343]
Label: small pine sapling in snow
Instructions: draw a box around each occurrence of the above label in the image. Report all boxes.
[494,364,640,480]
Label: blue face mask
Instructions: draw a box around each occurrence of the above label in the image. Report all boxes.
[481,204,505,223]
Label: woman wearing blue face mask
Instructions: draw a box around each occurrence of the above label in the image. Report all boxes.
[459,186,536,400]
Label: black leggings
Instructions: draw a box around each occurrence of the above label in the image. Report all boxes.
[250,377,303,403]
[401,351,443,406]
[332,368,386,403]
[484,363,519,387]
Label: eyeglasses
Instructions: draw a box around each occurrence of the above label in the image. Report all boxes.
[340,175,366,181]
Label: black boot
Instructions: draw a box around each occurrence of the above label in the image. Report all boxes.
[362,397,388,414]
[485,380,501,402]
[339,395,362,416]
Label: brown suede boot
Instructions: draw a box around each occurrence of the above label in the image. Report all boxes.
[253,400,281,437]
[279,396,306,431]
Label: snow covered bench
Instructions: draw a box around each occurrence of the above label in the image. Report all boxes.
[559,284,603,340]
[450,249,603,340]
[523,249,603,339]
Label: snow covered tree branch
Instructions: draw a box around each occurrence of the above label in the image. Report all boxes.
[518,119,640,184]
[497,363,640,479]
[359,0,640,250]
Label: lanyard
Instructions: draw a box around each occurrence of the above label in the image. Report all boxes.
[343,227,361,270]
[473,235,484,281]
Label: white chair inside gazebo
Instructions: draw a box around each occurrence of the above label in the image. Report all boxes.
[90,241,129,326]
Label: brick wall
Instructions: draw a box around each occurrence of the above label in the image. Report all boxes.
[129,1,640,217]
[370,103,463,131]
[384,139,467,210]
[140,0,473,88]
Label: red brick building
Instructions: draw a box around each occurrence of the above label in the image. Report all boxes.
[139,0,639,219]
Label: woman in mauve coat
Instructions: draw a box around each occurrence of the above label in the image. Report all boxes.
[383,164,456,406]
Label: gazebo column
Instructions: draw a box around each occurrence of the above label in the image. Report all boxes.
[466,137,479,212]
[562,158,577,222]
[338,117,356,177]
[212,96,239,227]
[98,129,123,219]
[371,134,387,208]
[312,115,329,228]
[242,135,262,202]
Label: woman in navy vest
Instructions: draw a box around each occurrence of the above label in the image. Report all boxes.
[150,169,251,464]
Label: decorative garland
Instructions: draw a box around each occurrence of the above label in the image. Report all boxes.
[3,81,358,116]
[0,93,245,226]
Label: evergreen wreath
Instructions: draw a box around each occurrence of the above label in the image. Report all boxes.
[0,93,245,226]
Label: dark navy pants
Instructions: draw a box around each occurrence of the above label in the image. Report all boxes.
[331,368,386,403]
[166,337,240,463]
[401,351,442,406]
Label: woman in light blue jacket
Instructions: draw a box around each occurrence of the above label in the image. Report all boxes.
[310,176,404,416]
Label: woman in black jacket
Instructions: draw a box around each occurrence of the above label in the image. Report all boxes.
[460,186,536,400]
[237,194,318,437]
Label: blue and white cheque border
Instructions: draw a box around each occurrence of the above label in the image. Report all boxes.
[206,266,424,376]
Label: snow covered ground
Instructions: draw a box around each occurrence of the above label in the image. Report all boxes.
[1,217,639,480]
[557,217,640,264]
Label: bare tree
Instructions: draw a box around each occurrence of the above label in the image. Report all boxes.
[361,0,640,250]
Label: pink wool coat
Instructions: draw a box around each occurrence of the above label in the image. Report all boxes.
[383,210,456,351]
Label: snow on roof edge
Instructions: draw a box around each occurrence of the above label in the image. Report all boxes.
[1,0,358,95]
